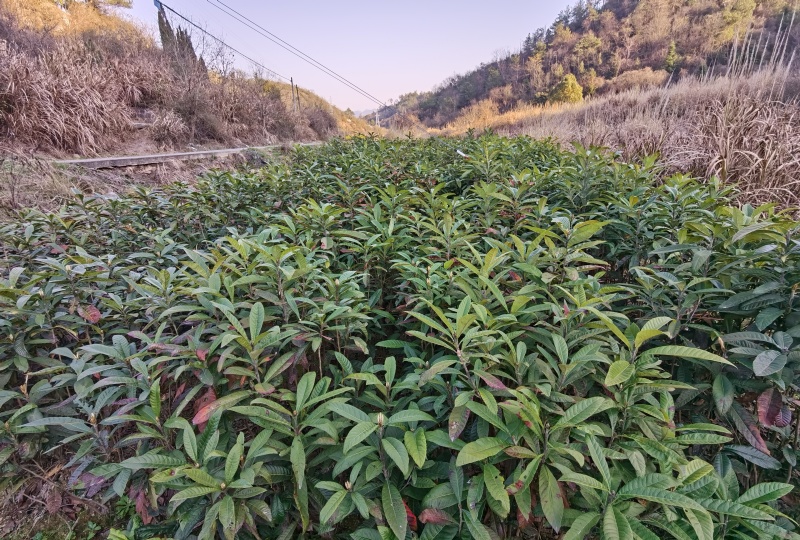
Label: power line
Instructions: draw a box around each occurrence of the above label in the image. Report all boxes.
[155,0,291,83]
[204,0,386,108]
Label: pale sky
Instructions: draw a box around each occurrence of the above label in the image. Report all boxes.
[124,1,572,111]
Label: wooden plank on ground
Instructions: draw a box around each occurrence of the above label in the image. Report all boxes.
[52,142,322,170]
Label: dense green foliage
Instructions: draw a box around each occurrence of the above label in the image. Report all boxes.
[548,74,584,104]
[383,0,797,127]
[2,134,800,539]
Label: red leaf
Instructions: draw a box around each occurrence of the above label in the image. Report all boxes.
[730,402,769,454]
[776,406,792,428]
[192,387,216,431]
[77,305,102,324]
[403,499,417,532]
[196,349,208,362]
[419,508,455,525]
[758,388,783,427]
[517,506,533,528]
[134,488,153,525]
[476,370,507,391]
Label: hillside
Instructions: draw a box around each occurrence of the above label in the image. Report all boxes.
[382,0,799,128]
[0,0,372,157]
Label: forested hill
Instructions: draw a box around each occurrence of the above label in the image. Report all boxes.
[383,0,798,128]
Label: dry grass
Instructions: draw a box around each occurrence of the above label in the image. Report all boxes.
[434,68,800,207]
[0,0,369,157]
[0,147,263,221]
[1,43,135,155]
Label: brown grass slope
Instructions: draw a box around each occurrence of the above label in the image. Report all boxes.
[434,66,800,208]
[0,0,371,157]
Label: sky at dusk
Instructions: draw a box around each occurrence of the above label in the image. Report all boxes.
[124,1,572,112]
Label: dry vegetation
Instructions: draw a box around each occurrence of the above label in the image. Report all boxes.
[0,0,371,158]
[430,66,800,208]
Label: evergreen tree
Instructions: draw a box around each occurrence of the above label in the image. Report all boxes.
[157,8,206,77]
[157,8,176,52]
[549,74,584,104]
[664,40,681,73]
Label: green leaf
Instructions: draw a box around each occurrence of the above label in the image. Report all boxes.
[382,482,407,540]
[559,472,608,492]
[463,512,492,540]
[185,468,220,488]
[539,466,564,533]
[219,495,235,539]
[121,453,185,470]
[249,302,265,339]
[685,508,714,540]
[419,360,457,386]
[344,422,378,454]
[149,378,161,420]
[376,340,407,349]
[404,428,427,468]
[605,360,635,387]
[0,446,14,468]
[564,512,600,540]
[723,331,775,345]
[467,473,485,520]
[319,490,348,525]
[295,372,316,412]
[225,438,243,484]
[646,346,732,365]
[699,498,774,520]
[291,436,306,489]
[246,499,273,523]
[382,437,410,477]
[731,222,778,243]
[674,433,731,445]
[603,505,633,540]
[755,308,783,331]
[327,402,371,423]
[617,487,706,511]
[483,464,510,518]
[421,483,458,510]
[387,409,435,425]
[712,374,734,414]
[727,445,780,470]
[737,482,793,505]
[753,350,786,376]
[170,486,219,505]
[23,417,92,434]
[553,334,569,363]
[635,329,665,349]
[586,435,611,490]
[552,396,614,430]
[455,437,508,466]
[641,317,673,332]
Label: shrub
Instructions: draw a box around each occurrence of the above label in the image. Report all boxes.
[548,73,584,103]
[604,67,670,94]
[304,108,339,139]
[1,135,799,539]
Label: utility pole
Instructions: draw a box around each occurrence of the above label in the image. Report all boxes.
[290,77,297,113]
[375,109,380,128]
